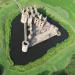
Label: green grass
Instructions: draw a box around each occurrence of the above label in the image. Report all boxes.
[0,0,75,75]
[65,54,75,75]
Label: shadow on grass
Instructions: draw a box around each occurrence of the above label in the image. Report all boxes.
[65,54,75,75]
[52,70,68,75]
[0,64,4,75]
[9,8,69,65]
[38,70,50,75]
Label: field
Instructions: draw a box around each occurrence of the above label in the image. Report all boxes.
[65,54,75,75]
[0,0,75,75]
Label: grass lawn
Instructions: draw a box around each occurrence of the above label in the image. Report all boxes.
[0,0,75,75]
[65,54,75,75]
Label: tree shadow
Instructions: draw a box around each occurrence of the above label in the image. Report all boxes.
[38,70,50,75]
[9,8,69,65]
[0,64,4,75]
[38,7,47,17]
[52,70,68,75]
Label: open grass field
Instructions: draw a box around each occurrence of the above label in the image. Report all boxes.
[0,0,75,75]
[65,54,75,75]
